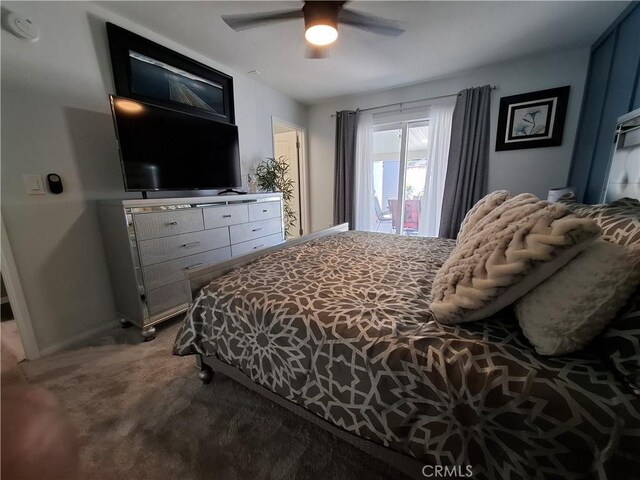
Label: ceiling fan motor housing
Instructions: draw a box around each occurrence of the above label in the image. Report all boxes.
[302,1,345,31]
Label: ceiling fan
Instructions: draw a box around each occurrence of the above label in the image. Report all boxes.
[221,1,404,58]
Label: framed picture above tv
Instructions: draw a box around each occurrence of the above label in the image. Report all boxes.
[495,86,570,151]
[106,23,235,124]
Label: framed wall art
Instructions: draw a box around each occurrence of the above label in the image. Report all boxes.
[495,86,570,151]
[106,23,235,124]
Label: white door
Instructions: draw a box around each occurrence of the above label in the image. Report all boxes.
[274,130,302,238]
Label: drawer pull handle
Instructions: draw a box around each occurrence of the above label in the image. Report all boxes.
[185,263,203,270]
[222,214,232,218]
[253,245,265,250]
[252,227,263,232]
[262,209,268,213]
[180,241,201,248]
[166,221,178,226]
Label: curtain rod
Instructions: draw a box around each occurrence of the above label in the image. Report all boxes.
[331,85,497,118]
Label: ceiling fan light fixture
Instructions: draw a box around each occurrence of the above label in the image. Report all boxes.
[221,1,404,57]
[305,23,338,46]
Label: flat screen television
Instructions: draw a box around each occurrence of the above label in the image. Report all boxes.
[109,95,241,191]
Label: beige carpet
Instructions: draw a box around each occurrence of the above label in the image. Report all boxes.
[1,320,25,363]
[1,320,27,387]
[18,320,409,480]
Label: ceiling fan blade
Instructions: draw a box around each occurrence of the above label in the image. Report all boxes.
[338,8,404,37]
[306,45,329,59]
[221,9,304,32]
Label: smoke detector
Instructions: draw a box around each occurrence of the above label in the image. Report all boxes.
[4,12,40,42]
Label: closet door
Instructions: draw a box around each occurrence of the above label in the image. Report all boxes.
[584,6,640,203]
[634,73,640,111]
[568,35,615,201]
[569,4,640,203]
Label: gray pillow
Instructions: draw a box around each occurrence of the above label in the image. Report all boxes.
[515,240,640,355]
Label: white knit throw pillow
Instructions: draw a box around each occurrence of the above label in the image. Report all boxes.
[457,190,513,244]
[431,193,601,324]
[515,240,640,355]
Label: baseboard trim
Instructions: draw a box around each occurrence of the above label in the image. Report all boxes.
[39,322,118,357]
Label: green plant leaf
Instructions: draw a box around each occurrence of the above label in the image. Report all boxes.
[254,156,298,237]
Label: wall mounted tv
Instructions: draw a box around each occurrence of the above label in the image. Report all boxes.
[109,95,241,192]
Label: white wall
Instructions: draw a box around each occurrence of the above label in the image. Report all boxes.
[307,49,590,231]
[1,1,307,355]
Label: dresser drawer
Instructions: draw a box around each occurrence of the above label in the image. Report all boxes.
[248,201,282,222]
[229,217,282,244]
[139,227,230,266]
[203,204,249,229]
[231,233,284,257]
[133,209,204,241]
[145,280,191,316]
[142,247,232,290]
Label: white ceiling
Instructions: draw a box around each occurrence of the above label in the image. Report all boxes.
[97,1,629,105]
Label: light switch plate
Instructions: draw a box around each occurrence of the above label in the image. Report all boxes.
[23,175,45,195]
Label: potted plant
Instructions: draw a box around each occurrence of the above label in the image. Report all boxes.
[254,156,297,238]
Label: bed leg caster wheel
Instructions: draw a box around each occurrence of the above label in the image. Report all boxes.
[119,318,132,328]
[141,327,156,342]
[198,366,214,385]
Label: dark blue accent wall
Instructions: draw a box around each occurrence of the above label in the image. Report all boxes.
[568,2,640,203]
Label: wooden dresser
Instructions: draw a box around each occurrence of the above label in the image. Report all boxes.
[98,193,284,340]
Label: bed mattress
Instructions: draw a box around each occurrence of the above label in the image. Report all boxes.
[174,231,640,479]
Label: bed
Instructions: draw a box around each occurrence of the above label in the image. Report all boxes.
[173,227,640,480]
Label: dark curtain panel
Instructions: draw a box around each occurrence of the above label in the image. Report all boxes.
[439,85,492,238]
[333,110,358,228]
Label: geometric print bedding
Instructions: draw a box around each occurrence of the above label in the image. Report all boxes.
[559,195,640,246]
[173,231,640,480]
[602,292,640,395]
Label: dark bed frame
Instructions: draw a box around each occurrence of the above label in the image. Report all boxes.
[186,224,426,480]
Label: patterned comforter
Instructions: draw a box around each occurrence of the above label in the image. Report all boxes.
[173,231,640,479]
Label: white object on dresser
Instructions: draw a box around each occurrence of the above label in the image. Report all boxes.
[98,193,284,340]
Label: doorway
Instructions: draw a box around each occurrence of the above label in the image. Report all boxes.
[1,274,25,362]
[1,218,39,361]
[272,118,309,239]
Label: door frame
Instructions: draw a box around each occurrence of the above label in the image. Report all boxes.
[1,217,40,360]
[271,117,310,236]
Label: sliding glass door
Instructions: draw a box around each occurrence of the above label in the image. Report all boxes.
[354,99,454,236]
[372,120,429,235]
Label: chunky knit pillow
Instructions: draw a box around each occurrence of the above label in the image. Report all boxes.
[557,195,640,246]
[457,190,513,244]
[431,193,601,324]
